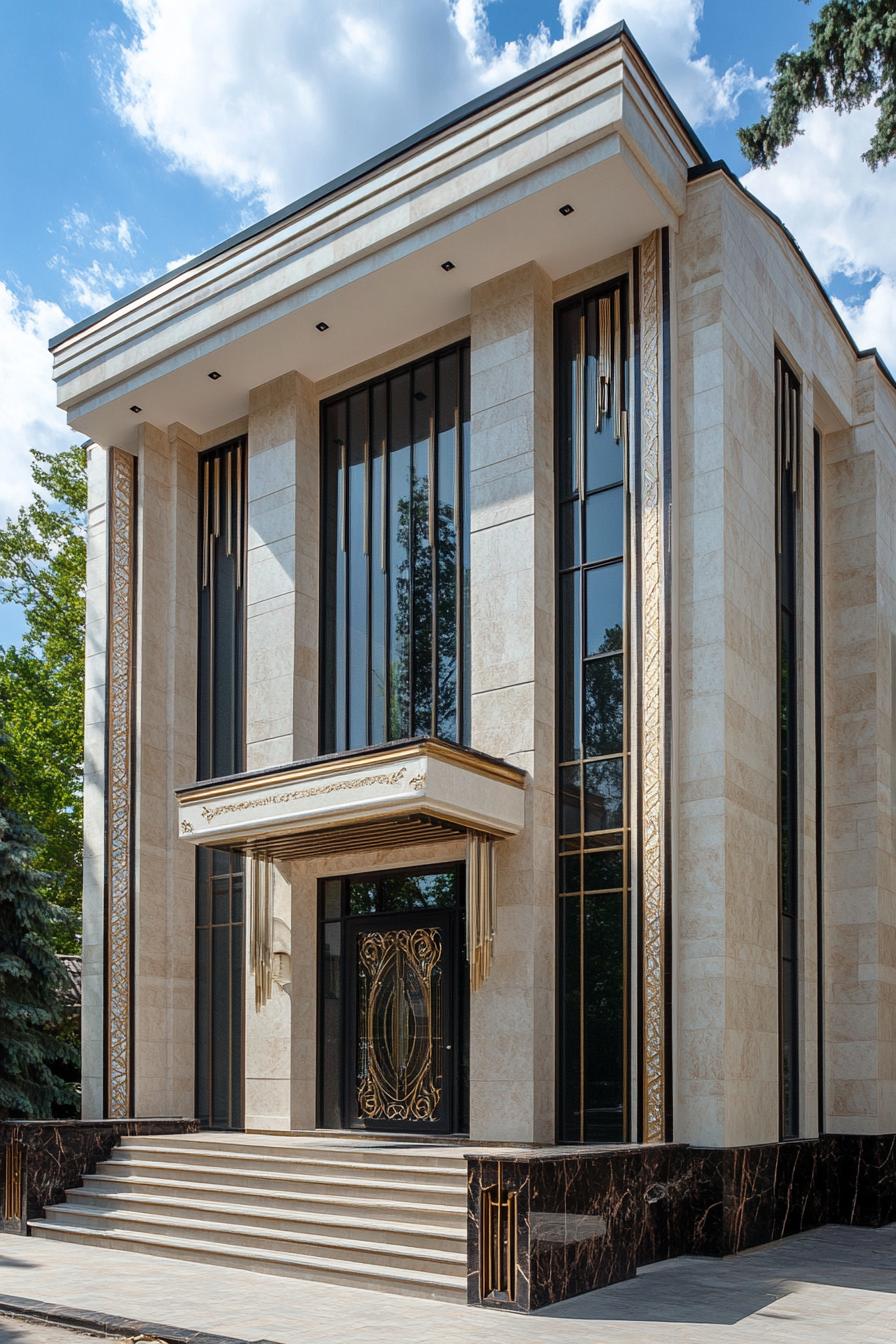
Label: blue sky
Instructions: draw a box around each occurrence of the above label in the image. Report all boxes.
[1,0,891,647]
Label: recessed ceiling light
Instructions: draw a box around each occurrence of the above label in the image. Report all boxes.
[441,260,456,271]
[208,370,221,380]
[316,321,329,332]
[130,405,142,414]
[559,203,575,216]
[413,390,427,402]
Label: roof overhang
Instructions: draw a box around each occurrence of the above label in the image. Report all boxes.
[175,739,526,861]
[51,26,702,452]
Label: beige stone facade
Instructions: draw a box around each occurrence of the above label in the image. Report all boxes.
[60,25,895,1149]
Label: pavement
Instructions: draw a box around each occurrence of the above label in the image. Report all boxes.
[0,1223,894,1343]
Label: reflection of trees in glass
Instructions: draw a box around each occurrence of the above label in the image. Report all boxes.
[388,476,458,739]
[584,632,623,759]
[582,893,624,1138]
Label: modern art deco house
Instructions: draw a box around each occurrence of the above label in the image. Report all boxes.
[24,19,896,1310]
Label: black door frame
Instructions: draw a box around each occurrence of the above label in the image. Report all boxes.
[316,861,468,1135]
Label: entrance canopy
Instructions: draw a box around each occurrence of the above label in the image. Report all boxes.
[175,738,525,860]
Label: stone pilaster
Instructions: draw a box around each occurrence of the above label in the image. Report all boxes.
[244,371,318,1130]
[131,423,197,1117]
[81,444,108,1118]
[468,262,555,1143]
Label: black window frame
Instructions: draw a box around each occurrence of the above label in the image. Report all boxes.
[318,342,471,755]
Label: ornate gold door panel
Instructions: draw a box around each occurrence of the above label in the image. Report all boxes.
[353,924,446,1129]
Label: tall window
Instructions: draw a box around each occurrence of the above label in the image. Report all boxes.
[776,349,801,1139]
[556,281,629,1144]
[195,437,246,1130]
[321,344,471,752]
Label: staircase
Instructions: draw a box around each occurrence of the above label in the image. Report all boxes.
[28,1132,469,1300]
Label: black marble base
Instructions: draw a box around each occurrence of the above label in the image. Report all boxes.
[467,1132,896,1312]
[0,1117,199,1233]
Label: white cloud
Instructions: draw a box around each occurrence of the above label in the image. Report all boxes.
[51,208,148,314]
[0,284,74,522]
[742,104,896,368]
[61,207,139,255]
[101,0,760,213]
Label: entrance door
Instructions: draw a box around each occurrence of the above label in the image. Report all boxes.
[347,912,455,1133]
[318,864,467,1135]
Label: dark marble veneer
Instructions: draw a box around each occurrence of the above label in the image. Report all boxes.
[467,1132,896,1312]
[0,1117,198,1234]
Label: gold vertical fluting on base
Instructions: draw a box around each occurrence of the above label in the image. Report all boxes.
[105,446,137,1119]
[480,1164,518,1303]
[639,230,667,1144]
[249,852,274,1010]
[2,1139,23,1221]
[466,832,496,990]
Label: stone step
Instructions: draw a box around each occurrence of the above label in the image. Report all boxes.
[93,1157,467,1207]
[109,1142,466,1184]
[82,1172,463,1225]
[43,1203,467,1276]
[67,1186,465,1251]
[121,1134,467,1169]
[29,1220,467,1301]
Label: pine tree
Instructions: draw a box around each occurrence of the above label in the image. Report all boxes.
[740,0,896,170]
[0,732,77,1118]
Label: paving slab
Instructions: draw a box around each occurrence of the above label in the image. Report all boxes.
[0,1224,893,1343]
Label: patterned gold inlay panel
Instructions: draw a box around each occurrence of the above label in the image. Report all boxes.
[356,927,443,1124]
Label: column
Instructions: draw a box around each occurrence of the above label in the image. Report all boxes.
[468,262,555,1143]
[81,444,108,1118]
[244,371,318,1130]
[132,423,198,1117]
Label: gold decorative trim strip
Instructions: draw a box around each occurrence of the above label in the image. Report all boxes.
[639,230,667,1144]
[176,738,526,803]
[105,446,137,1119]
[249,852,273,1011]
[466,832,496,990]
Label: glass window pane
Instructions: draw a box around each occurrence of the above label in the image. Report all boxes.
[559,572,581,761]
[560,853,580,894]
[388,374,411,738]
[436,352,458,739]
[585,562,623,656]
[584,654,624,758]
[323,879,342,921]
[583,758,624,833]
[347,390,369,749]
[559,765,581,836]
[412,362,433,735]
[369,382,387,745]
[585,487,624,565]
[583,849,623,891]
[559,499,580,570]
[380,869,457,911]
[582,891,625,1142]
[320,920,342,1129]
[348,881,377,916]
[558,893,582,1142]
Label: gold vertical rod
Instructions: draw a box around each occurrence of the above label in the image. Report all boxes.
[236,442,243,589]
[213,456,220,538]
[340,438,347,553]
[226,449,232,557]
[363,426,370,556]
[775,357,783,555]
[202,459,210,588]
[613,287,622,443]
[380,417,388,573]
[428,410,435,547]
[576,312,585,497]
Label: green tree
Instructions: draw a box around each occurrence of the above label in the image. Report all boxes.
[0,734,77,1118]
[739,1,896,170]
[0,444,86,949]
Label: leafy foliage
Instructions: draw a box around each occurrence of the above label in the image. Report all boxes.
[739,0,896,169]
[0,734,78,1118]
[0,444,86,948]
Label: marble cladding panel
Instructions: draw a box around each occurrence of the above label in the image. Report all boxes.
[0,1119,198,1234]
[468,1135,896,1312]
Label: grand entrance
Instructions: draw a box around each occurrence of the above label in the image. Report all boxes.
[318,863,468,1135]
